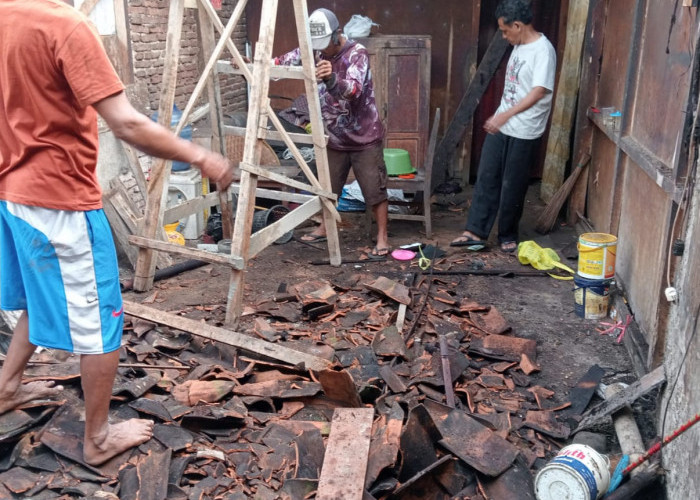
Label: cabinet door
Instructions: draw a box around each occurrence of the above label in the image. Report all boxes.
[360,36,431,168]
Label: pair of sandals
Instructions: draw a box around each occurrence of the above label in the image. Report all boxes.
[450,233,517,253]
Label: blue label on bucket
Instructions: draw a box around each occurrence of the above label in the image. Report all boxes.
[550,456,598,500]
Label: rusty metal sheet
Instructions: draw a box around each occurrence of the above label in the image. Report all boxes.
[365,277,411,305]
[433,409,519,477]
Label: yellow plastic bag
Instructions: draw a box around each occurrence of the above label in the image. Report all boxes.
[517,240,574,279]
[164,222,185,246]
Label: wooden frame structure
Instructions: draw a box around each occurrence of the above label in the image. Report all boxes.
[128,0,342,326]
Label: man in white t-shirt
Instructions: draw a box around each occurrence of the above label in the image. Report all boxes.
[451,0,556,253]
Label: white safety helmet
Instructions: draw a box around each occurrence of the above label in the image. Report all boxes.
[309,8,340,50]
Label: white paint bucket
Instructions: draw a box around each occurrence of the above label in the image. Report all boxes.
[535,444,611,500]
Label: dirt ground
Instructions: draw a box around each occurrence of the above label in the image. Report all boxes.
[123,181,655,456]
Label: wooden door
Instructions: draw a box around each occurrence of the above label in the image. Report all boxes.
[359,35,431,167]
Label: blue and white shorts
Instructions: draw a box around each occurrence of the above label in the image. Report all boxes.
[0,201,123,354]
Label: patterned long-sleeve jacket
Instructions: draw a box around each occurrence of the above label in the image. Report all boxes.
[275,41,385,151]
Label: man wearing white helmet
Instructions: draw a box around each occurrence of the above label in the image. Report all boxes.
[274,8,390,259]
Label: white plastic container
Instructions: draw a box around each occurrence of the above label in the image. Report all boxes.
[167,169,204,240]
[535,444,611,500]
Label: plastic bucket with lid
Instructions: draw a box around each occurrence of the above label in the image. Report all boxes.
[577,233,617,280]
[252,205,293,244]
[535,444,611,500]
[573,275,612,320]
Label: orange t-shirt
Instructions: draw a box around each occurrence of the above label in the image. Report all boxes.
[0,0,125,211]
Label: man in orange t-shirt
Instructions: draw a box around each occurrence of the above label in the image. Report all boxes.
[0,0,233,465]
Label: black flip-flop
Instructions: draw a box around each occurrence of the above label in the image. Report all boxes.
[299,233,327,243]
[500,241,517,253]
[450,236,487,247]
[367,246,389,260]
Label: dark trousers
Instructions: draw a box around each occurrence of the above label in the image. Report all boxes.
[466,132,540,244]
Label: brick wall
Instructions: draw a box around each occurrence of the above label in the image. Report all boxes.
[127,0,248,116]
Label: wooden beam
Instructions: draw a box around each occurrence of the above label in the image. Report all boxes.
[226,0,279,325]
[123,301,332,371]
[240,162,337,203]
[540,0,590,203]
[129,235,244,269]
[574,365,666,432]
[316,408,374,500]
[217,60,307,80]
[132,0,186,291]
[567,0,606,225]
[248,196,321,257]
[292,0,341,267]
[78,0,100,16]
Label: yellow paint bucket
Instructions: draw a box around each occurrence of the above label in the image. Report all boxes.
[577,233,617,280]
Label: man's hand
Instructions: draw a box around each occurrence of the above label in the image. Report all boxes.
[194,151,234,190]
[230,55,251,69]
[484,112,509,134]
[315,60,332,82]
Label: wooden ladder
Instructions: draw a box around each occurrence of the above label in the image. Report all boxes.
[128,0,341,329]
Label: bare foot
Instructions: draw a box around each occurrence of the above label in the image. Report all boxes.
[83,419,154,466]
[0,381,64,415]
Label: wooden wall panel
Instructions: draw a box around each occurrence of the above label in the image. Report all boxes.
[630,0,695,167]
[595,0,635,109]
[616,158,670,344]
[586,129,618,232]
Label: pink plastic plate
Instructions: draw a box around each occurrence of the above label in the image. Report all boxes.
[391,249,417,261]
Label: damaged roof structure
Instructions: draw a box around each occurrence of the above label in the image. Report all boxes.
[1,0,700,499]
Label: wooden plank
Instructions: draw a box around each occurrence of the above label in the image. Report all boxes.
[567,0,606,225]
[567,364,605,415]
[78,0,100,16]
[432,29,512,183]
[163,187,315,224]
[121,142,148,207]
[224,124,319,145]
[249,196,321,258]
[218,60,307,80]
[240,162,337,203]
[123,301,331,371]
[291,0,341,267]
[175,0,248,134]
[133,0,186,292]
[129,235,244,269]
[574,365,666,432]
[540,0,590,202]
[316,408,374,500]
[103,188,139,268]
[226,0,278,325]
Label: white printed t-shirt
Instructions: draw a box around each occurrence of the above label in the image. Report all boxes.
[498,34,556,140]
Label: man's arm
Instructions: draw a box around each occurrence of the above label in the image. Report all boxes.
[93,92,234,189]
[484,86,549,134]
